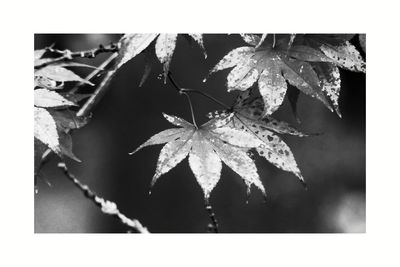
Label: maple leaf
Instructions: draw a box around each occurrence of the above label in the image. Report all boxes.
[130,113,266,200]
[206,34,334,117]
[208,90,308,186]
[116,33,206,83]
[286,34,365,117]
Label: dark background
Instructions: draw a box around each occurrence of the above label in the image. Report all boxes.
[34,34,365,233]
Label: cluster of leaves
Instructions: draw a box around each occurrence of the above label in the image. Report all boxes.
[93,34,206,95]
[34,33,366,206]
[131,89,309,201]
[129,34,366,202]
[34,49,92,174]
[206,34,366,118]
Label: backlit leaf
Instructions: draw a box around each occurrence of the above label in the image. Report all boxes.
[35,65,93,85]
[131,113,267,200]
[320,41,366,72]
[34,88,76,108]
[34,107,60,154]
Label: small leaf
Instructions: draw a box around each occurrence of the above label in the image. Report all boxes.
[155,34,178,82]
[34,107,60,154]
[116,33,158,69]
[35,65,94,85]
[34,88,76,108]
[188,34,207,58]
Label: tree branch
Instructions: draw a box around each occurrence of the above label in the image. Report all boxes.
[76,52,118,117]
[69,52,118,94]
[57,162,150,233]
[35,43,120,69]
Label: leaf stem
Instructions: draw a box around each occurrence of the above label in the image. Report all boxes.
[183,92,197,127]
[167,72,229,109]
[57,162,150,233]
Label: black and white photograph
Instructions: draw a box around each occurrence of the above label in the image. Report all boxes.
[34,33,366,233]
[2,1,400,266]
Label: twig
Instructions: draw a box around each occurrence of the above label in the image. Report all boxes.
[167,72,229,109]
[77,53,118,117]
[35,43,120,69]
[205,199,219,233]
[69,52,118,94]
[183,92,197,127]
[57,162,150,233]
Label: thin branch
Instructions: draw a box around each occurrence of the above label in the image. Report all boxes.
[183,92,197,127]
[76,53,118,117]
[205,199,219,233]
[57,162,150,233]
[35,43,120,69]
[69,52,118,94]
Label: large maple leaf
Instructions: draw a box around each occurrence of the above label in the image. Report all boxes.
[130,113,266,200]
[207,34,366,118]
[206,34,333,117]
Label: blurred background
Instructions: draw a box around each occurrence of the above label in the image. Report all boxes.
[34,34,365,233]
